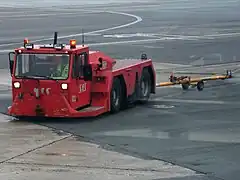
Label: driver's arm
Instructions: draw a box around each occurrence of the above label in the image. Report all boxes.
[61,65,69,78]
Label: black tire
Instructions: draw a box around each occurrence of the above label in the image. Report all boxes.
[197,81,204,91]
[182,83,189,90]
[139,68,151,103]
[110,77,122,113]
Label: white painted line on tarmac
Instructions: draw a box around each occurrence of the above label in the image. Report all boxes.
[103,32,240,40]
[0,12,93,18]
[154,62,191,67]
[89,38,176,46]
[93,129,240,143]
[0,50,12,53]
[0,10,142,48]
[65,0,239,11]
[2,30,240,52]
[150,98,240,105]
[0,9,67,14]
[0,38,160,53]
[0,33,101,42]
[233,68,240,73]
[0,38,172,53]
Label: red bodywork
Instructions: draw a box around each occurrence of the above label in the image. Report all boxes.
[7,42,156,118]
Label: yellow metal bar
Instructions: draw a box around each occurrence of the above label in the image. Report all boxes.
[156,74,231,87]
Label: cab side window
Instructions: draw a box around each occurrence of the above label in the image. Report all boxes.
[72,52,88,78]
[72,55,79,78]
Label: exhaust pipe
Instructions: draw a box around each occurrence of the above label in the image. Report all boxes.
[53,32,58,45]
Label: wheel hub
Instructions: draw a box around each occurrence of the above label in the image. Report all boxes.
[112,89,119,105]
[141,80,149,96]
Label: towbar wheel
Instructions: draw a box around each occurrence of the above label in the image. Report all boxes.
[197,81,204,91]
[182,83,189,90]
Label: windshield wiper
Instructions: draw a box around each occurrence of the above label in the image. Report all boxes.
[17,75,38,79]
[32,75,56,80]
[17,75,56,80]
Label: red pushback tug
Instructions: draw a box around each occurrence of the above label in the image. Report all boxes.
[7,32,156,118]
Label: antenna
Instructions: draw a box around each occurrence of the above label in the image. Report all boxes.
[82,29,84,47]
[53,32,58,45]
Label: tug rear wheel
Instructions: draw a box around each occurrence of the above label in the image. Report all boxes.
[110,77,122,113]
[197,81,204,91]
[139,68,151,104]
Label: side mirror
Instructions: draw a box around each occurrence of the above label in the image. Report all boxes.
[83,64,92,81]
[8,52,15,76]
[141,53,147,60]
[97,58,107,70]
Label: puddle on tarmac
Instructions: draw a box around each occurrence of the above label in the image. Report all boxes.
[150,104,175,109]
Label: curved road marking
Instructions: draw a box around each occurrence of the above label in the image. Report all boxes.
[0,11,142,48]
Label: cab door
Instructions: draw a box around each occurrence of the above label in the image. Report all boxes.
[70,52,91,109]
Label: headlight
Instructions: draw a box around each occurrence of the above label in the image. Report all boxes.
[61,83,68,90]
[13,82,20,88]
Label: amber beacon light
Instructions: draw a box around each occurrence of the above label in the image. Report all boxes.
[24,38,29,45]
[70,39,76,48]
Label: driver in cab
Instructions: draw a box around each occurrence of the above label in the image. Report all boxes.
[50,55,69,79]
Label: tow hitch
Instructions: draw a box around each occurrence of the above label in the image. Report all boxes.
[35,104,45,116]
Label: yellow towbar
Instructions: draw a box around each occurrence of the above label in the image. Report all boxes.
[156,70,233,91]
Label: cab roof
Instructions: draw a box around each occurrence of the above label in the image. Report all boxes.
[15,44,89,54]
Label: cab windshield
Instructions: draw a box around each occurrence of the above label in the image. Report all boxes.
[14,53,70,80]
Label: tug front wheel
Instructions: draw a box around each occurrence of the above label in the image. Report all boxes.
[110,77,122,113]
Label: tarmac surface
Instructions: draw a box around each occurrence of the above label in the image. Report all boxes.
[1,0,240,180]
